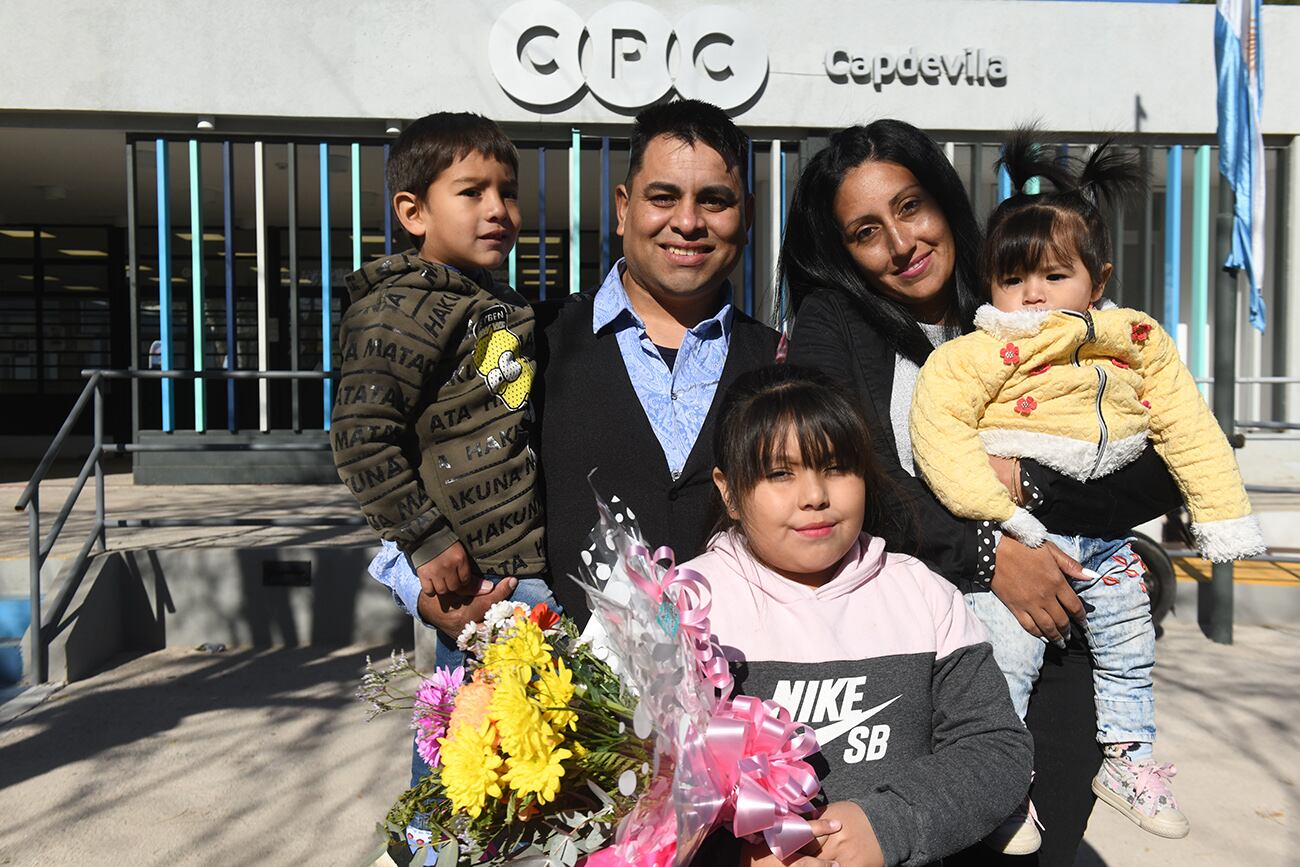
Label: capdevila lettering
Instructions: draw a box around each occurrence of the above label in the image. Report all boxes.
[825,46,1007,89]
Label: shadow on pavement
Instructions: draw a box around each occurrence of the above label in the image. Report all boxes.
[0,645,376,789]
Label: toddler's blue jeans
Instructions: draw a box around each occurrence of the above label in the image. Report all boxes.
[966,533,1156,758]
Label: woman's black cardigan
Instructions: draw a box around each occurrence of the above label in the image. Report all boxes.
[787,289,1182,591]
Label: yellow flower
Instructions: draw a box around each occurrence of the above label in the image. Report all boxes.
[502,742,573,804]
[490,674,555,761]
[483,619,552,682]
[534,658,578,732]
[570,740,589,759]
[438,720,504,818]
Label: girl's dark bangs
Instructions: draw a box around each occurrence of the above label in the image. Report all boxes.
[989,206,1081,279]
[750,397,869,479]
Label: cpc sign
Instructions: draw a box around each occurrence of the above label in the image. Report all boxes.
[489,1,768,111]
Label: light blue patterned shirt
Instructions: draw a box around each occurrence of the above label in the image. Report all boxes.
[370,541,423,619]
[592,260,734,479]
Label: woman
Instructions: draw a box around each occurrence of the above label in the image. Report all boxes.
[782,120,1182,866]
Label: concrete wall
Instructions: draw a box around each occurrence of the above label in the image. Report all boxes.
[27,544,412,682]
[2,0,1297,135]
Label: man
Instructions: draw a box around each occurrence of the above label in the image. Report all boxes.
[416,98,779,634]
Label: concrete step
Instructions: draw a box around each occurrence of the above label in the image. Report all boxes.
[0,557,65,597]
[22,542,401,684]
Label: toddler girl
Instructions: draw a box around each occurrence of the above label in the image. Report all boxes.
[687,365,1033,867]
[910,130,1265,846]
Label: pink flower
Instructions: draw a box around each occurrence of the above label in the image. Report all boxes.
[412,664,464,769]
[1131,322,1152,343]
[1015,395,1038,416]
[999,342,1020,365]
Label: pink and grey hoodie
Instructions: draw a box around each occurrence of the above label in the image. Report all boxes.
[686,531,1032,867]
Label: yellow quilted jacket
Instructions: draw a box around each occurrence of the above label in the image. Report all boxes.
[910,304,1263,562]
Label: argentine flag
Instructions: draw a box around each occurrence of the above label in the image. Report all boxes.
[1215,0,1266,332]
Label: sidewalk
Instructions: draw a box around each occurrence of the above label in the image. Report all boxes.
[1,473,373,562]
[0,616,1294,866]
[1077,615,1297,867]
[0,644,411,866]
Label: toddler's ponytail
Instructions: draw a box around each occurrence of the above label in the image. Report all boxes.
[1075,140,1146,209]
[983,125,1148,296]
[997,125,1074,198]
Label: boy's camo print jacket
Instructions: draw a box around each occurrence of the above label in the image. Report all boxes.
[331,252,546,576]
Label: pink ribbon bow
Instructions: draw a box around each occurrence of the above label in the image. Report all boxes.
[703,695,822,861]
[625,543,734,694]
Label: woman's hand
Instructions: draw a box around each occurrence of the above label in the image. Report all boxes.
[992,536,1088,644]
[738,802,884,867]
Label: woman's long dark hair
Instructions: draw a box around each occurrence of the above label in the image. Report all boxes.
[778,120,983,366]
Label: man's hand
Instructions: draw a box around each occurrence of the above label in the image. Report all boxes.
[992,535,1089,643]
[415,576,518,640]
[415,541,477,597]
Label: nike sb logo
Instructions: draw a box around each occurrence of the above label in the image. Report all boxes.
[771,677,901,765]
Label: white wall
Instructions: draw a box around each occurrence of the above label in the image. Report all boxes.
[2,0,1297,135]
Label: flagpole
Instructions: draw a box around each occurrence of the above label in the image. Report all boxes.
[1208,178,1237,645]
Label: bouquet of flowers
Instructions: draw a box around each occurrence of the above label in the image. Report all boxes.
[358,599,654,865]
[359,493,824,866]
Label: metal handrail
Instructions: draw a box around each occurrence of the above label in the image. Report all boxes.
[1193,376,1300,384]
[14,374,102,512]
[12,368,358,685]
[83,368,340,380]
[1163,548,1300,564]
[1237,420,1300,431]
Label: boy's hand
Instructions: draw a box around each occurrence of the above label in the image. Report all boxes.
[416,577,518,640]
[415,541,477,596]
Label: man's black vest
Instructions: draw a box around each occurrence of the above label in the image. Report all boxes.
[536,293,780,625]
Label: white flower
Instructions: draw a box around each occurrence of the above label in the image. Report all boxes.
[456,621,478,651]
[484,600,527,633]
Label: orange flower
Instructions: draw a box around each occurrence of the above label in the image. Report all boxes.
[448,681,496,732]
[529,602,561,630]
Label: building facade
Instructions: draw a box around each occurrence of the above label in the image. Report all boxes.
[2,0,1298,442]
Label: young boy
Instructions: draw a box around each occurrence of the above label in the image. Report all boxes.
[331,112,554,689]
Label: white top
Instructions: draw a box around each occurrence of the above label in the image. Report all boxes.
[890,322,958,475]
